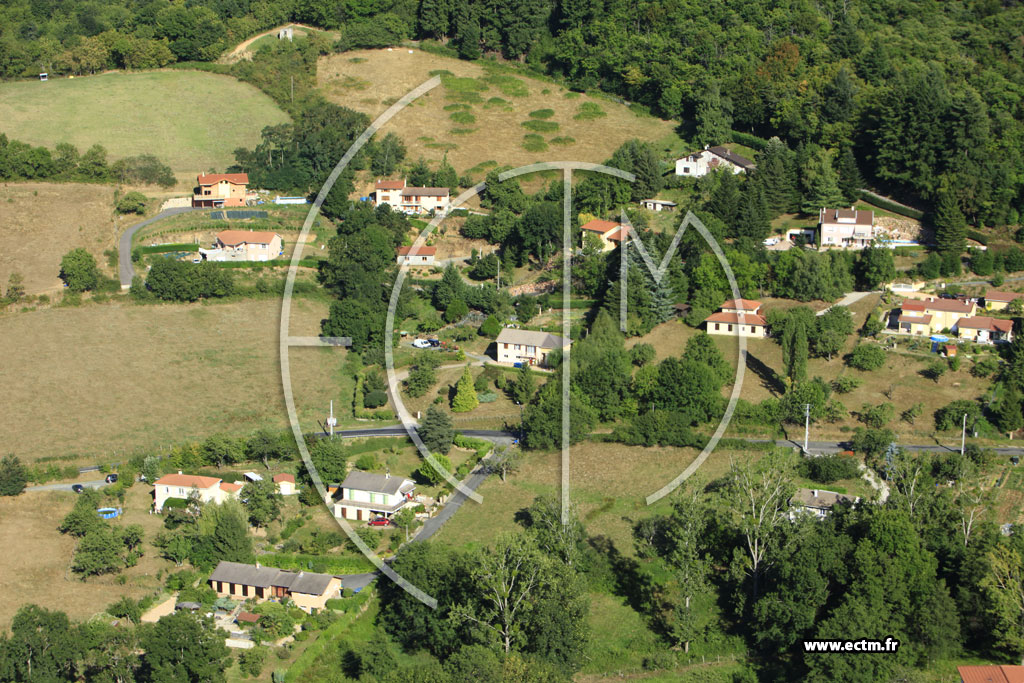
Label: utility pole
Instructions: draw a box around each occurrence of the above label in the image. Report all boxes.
[327,400,337,438]
[961,413,967,456]
[290,75,294,104]
[803,404,811,454]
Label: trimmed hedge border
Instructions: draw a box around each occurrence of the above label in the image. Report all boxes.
[858,191,925,220]
[730,131,770,151]
[136,243,200,255]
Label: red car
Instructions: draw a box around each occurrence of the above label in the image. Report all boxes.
[368,517,391,527]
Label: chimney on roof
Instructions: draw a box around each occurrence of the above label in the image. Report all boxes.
[256,561,260,568]
[704,144,709,151]
[812,489,818,498]
[178,470,182,475]
[386,469,390,479]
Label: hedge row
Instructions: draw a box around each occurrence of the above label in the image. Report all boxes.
[211,258,321,269]
[858,190,925,220]
[730,130,770,151]
[967,229,989,246]
[136,243,200,255]
[256,552,375,576]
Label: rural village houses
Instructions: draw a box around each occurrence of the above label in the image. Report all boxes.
[192,172,251,208]
[580,218,629,252]
[674,145,756,177]
[152,473,242,512]
[895,297,1014,343]
[372,179,451,215]
[818,207,877,250]
[495,328,572,367]
[327,470,416,522]
[200,229,283,262]
[208,560,341,613]
[703,299,769,338]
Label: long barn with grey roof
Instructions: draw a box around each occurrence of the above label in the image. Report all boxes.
[208,561,341,613]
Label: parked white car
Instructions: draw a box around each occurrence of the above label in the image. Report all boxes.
[411,339,432,349]
[763,237,780,246]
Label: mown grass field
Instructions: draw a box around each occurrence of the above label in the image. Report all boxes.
[318,49,678,178]
[0,182,122,295]
[0,297,347,465]
[0,70,289,180]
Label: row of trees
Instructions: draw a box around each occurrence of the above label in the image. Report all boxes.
[0,135,174,186]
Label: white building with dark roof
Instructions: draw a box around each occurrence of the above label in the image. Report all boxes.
[790,488,860,520]
[495,328,572,367]
[675,145,756,177]
[330,470,416,522]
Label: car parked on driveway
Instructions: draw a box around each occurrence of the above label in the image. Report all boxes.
[71,484,84,493]
[412,339,432,349]
[368,517,391,526]
[105,473,119,483]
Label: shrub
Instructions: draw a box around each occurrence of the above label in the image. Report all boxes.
[528,108,555,119]
[363,390,388,409]
[478,315,501,338]
[521,120,559,133]
[449,111,476,124]
[522,134,547,152]
[832,376,862,394]
[730,130,770,150]
[574,102,606,120]
[848,344,886,371]
[549,136,576,145]
[971,356,1000,378]
[115,191,148,215]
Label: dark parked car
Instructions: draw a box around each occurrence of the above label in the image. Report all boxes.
[368,517,391,526]
[105,473,119,484]
[71,484,84,493]
[427,339,441,347]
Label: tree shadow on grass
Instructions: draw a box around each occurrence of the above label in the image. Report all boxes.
[745,351,785,396]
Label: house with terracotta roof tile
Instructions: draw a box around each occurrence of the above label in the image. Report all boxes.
[580,218,629,252]
[207,229,283,262]
[152,472,243,512]
[273,473,297,496]
[984,290,1024,312]
[372,179,450,215]
[898,298,977,334]
[396,245,436,266]
[704,299,768,337]
[957,664,1024,683]
[955,316,1014,343]
[193,173,250,208]
[818,207,875,250]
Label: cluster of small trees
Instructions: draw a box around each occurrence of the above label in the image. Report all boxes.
[0,135,174,187]
[58,490,144,577]
[139,259,235,302]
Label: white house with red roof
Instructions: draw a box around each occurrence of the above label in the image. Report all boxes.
[704,299,769,338]
[580,218,629,252]
[152,472,243,512]
[193,173,250,208]
[372,179,450,215]
[273,473,298,496]
[818,207,876,250]
[396,245,436,265]
[205,229,283,262]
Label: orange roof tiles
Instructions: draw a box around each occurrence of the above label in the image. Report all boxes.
[216,230,279,246]
[197,173,248,185]
[154,474,222,489]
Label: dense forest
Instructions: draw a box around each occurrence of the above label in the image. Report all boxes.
[1,0,1021,221]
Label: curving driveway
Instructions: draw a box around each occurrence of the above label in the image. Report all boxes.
[118,207,202,288]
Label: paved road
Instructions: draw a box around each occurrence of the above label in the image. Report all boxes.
[118,207,203,287]
[26,479,106,493]
[817,291,875,316]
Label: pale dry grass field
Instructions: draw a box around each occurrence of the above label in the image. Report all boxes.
[0,182,123,295]
[0,297,348,464]
[318,49,677,176]
[0,487,165,628]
